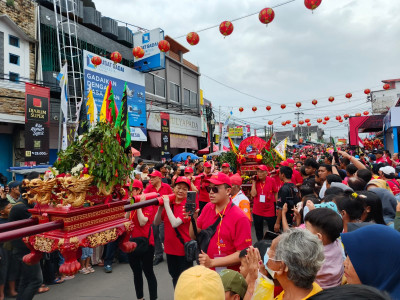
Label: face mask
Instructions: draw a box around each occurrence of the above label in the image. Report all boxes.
[264,251,276,279]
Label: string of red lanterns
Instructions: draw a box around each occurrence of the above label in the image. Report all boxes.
[91,55,102,68]
[219,21,234,37]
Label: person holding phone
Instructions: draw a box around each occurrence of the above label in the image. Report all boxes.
[153,177,193,288]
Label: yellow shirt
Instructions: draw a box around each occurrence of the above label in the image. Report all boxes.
[274,282,322,300]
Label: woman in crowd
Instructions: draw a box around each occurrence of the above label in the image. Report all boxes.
[263,229,324,300]
[341,224,400,299]
[140,164,150,181]
[127,179,158,300]
[153,176,193,288]
[358,191,386,225]
[366,187,397,224]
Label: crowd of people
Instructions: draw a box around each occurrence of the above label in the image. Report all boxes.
[1,147,400,300]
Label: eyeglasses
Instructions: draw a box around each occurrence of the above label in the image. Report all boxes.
[205,186,220,193]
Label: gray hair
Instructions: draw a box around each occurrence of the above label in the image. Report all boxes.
[275,228,325,289]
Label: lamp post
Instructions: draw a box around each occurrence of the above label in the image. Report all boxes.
[210,119,215,154]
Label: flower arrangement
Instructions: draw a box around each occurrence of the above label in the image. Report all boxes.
[363,138,384,151]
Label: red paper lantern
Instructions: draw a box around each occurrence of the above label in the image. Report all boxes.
[328,96,334,102]
[307,123,311,127]
[110,51,122,64]
[296,102,302,108]
[219,21,234,37]
[322,121,327,125]
[304,0,322,11]
[363,111,369,116]
[364,89,371,95]
[317,118,322,123]
[324,116,330,121]
[286,120,291,124]
[186,32,200,46]
[383,83,390,90]
[239,107,244,112]
[305,118,310,123]
[268,120,273,126]
[346,93,352,99]
[259,8,275,25]
[281,104,286,109]
[282,121,286,126]
[355,113,361,117]
[312,99,318,106]
[292,124,297,128]
[266,106,271,111]
[299,120,305,125]
[252,106,257,112]
[339,119,343,123]
[158,40,170,52]
[344,114,349,118]
[91,55,102,68]
[335,115,340,120]
[132,47,145,59]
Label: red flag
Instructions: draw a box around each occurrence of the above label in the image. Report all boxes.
[265,134,274,151]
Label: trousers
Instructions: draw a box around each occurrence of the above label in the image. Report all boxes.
[253,213,276,241]
[153,222,164,258]
[166,254,193,288]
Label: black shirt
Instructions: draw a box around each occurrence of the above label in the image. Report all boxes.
[277,183,299,225]
[8,198,32,253]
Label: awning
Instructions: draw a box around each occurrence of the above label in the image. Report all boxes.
[0,113,24,124]
[148,131,198,150]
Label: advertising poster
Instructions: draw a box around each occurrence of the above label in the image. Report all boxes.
[83,50,147,141]
[133,28,165,72]
[160,112,171,158]
[25,83,50,165]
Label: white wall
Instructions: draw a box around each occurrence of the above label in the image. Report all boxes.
[0,20,31,91]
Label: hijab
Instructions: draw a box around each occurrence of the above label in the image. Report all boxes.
[341,224,400,299]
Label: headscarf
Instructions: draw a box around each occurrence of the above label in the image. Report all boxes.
[341,224,400,299]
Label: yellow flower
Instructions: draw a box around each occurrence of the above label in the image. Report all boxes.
[351,192,358,198]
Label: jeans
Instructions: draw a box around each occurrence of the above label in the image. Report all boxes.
[153,222,164,259]
[14,250,43,300]
[104,239,129,266]
[253,214,276,241]
[166,254,193,288]
[128,245,157,300]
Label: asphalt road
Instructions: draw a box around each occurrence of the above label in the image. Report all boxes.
[34,257,174,300]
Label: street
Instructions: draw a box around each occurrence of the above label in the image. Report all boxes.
[34,258,174,300]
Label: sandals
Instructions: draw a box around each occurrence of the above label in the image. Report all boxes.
[38,285,50,293]
[52,277,65,284]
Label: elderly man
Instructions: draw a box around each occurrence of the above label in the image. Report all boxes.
[230,174,251,221]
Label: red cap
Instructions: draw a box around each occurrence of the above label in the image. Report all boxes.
[206,172,232,187]
[149,170,162,178]
[132,179,143,189]
[286,158,295,164]
[222,163,230,168]
[230,173,242,186]
[175,176,191,190]
[300,155,307,159]
[184,167,194,173]
[280,161,289,166]
[204,162,212,168]
[257,165,269,171]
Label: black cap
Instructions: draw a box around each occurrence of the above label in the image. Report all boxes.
[8,181,21,189]
[0,198,10,210]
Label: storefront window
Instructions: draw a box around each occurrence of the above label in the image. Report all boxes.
[170,82,180,103]
[184,88,190,106]
[190,91,197,108]
[145,73,154,94]
[154,76,165,98]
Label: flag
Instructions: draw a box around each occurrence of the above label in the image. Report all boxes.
[274,137,288,160]
[99,81,118,124]
[265,134,274,151]
[108,87,118,123]
[228,136,238,154]
[77,98,89,135]
[100,81,111,122]
[115,82,131,149]
[86,87,98,127]
[57,62,68,150]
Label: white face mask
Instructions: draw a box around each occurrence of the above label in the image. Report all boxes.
[264,251,277,279]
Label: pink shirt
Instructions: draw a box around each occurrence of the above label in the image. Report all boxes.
[316,239,344,289]
[197,201,252,271]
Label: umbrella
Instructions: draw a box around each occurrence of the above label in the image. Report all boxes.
[172,152,199,162]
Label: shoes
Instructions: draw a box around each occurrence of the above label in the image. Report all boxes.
[87,266,95,273]
[104,265,112,273]
[79,268,90,275]
[153,256,163,266]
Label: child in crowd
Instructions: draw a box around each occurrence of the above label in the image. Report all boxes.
[79,247,95,275]
[304,208,344,289]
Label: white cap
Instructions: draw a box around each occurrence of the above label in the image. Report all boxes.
[379,166,396,175]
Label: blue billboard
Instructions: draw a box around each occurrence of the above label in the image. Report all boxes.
[133,28,165,72]
[83,50,147,141]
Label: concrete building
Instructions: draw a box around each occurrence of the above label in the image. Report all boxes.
[275,126,325,144]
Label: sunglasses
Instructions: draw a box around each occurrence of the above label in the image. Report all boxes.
[205,186,220,193]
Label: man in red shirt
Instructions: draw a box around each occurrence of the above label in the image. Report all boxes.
[194,161,213,214]
[375,150,386,163]
[144,170,173,265]
[221,163,233,176]
[189,173,252,272]
[287,158,303,187]
[379,166,400,195]
[184,167,198,192]
[250,165,278,241]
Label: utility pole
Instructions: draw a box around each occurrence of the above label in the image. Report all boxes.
[264,126,267,142]
[294,111,304,143]
[218,106,222,151]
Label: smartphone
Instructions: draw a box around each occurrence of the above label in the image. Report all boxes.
[185,191,197,214]
[333,151,339,165]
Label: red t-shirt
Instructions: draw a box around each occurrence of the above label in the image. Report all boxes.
[194,173,213,203]
[376,157,385,163]
[162,200,191,256]
[292,169,303,185]
[197,201,252,271]
[272,174,282,190]
[252,178,278,217]
[387,180,400,195]
[144,182,173,214]
[129,206,155,246]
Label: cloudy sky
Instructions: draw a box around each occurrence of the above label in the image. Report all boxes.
[94,0,400,138]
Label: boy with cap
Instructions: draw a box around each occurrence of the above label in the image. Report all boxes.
[7,181,21,205]
[189,173,252,272]
[220,269,248,300]
[250,165,278,241]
